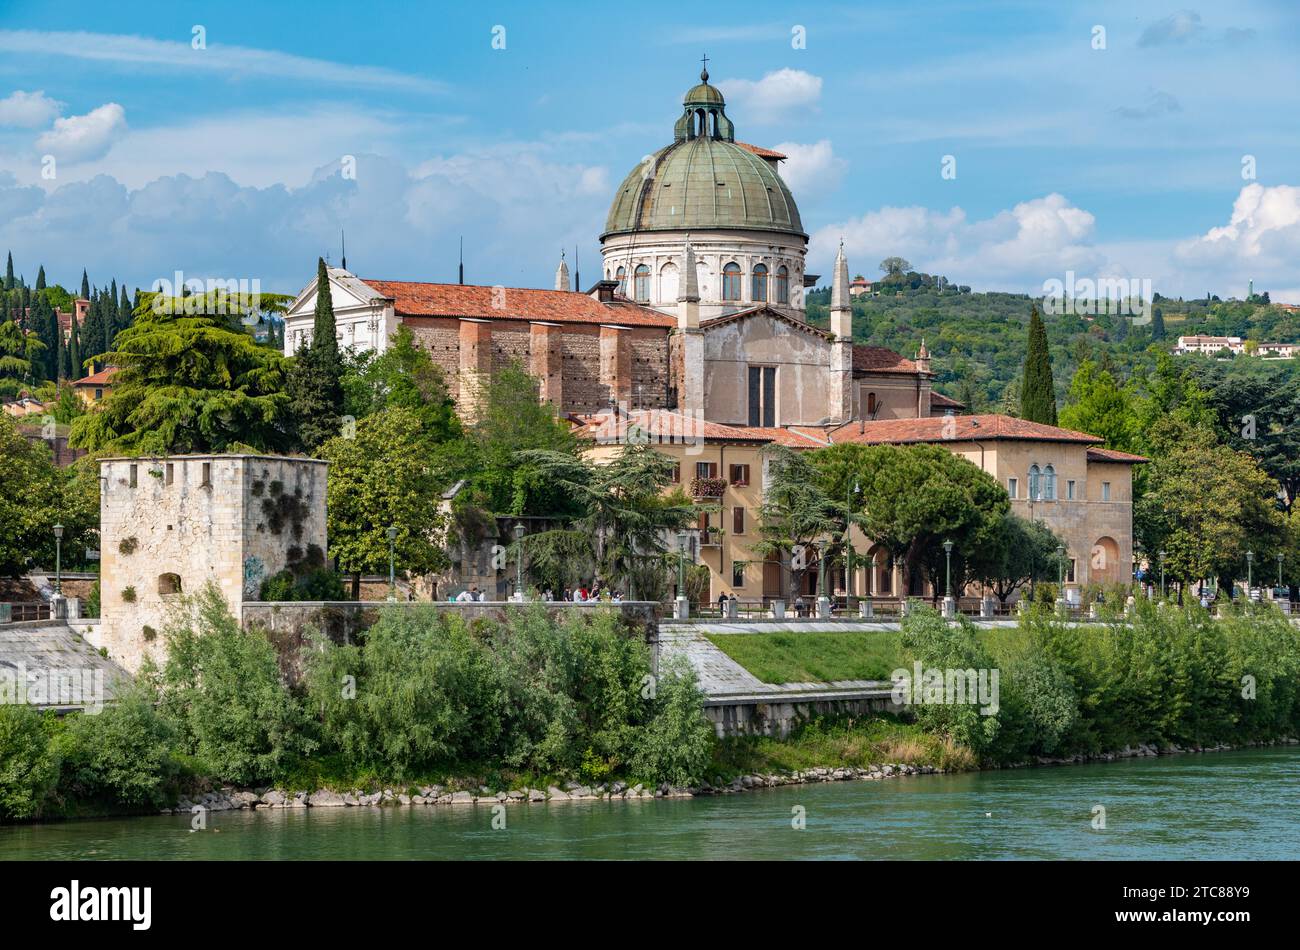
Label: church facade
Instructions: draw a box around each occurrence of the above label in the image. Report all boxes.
[281,67,1143,602]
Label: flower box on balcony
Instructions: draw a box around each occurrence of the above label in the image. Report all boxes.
[690,476,728,498]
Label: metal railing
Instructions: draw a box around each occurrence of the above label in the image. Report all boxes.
[0,602,52,623]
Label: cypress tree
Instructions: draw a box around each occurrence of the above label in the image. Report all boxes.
[1151,306,1167,341]
[285,258,345,451]
[3,252,13,291]
[80,291,103,373]
[47,300,62,380]
[35,265,45,293]
[119,284,132,337]
[68,310,82,380]
[1020,305,1057,425]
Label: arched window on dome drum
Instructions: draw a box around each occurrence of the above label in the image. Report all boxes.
[752,264,768,302]
[722,262,742,301]
[633,264,650,302]
[615,266,627,296]
[775,265,789,303]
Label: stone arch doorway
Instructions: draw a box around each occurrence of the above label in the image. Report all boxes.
[1090,536,1122,585]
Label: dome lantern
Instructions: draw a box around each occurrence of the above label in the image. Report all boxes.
[675,58,734,142]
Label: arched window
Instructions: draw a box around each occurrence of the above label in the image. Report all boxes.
[1028,464,1042,501]
[634,264,650,302]
[867,392,878,417]
[1043,464,1057,501]
[615,266,627,296]
[659,261,678,302]
[722,262,742,301]
[752,263,768,302]
[775,265,789,303]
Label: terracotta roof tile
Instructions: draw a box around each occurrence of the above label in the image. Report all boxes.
[853,345,918,375]
[827,413,1102,446]
[361,279,676,328]
[929,391,965,408]
[728,425,831,447]
[573,409,769,444]
[72,367,117,386]
[1086,446,1149,464]
[735,141,788,160]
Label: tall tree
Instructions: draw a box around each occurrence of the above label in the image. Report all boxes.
[1020,305,1057,425]
[79,269,90,300]
[69,294,292,455]
[35,266,45,293]
[1151,305,1167,341]
[752,444,840,602]
[285,258,345,451]
[66,312,81,381]
[1058,360,1139,452]
[3,252,13,291]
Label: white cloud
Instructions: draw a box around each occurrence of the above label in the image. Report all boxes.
[0,30,446,94]
[718,68,821,123]
[1177,183,1300,275]
[0,90,63,127]
[35,103,127,162]
[1139,11,1204,47]
[814,193,1106,291]
[770,140,845,196]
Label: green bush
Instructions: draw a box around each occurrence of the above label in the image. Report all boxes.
[56,688,178,809]
[158,584,316,785]
[259,567,348,602]
[0,705,61,820]
[629,656,715,786]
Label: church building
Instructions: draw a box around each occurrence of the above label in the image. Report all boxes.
[281,66,1143,602]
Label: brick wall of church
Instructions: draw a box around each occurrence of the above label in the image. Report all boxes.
[490,324,532,374]
[561,326,606,414]
[404,317,461,382]
[630,329,670,409]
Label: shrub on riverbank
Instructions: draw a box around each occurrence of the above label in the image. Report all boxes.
[0,705,61,820]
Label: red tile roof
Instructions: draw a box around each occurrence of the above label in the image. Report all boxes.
[361,279,676,328]
[853,345,918,375]
[572,409,770,444]
[826,414,1103,446]
[735,141,788,160]
[929,391,965,408]
[1086,446,1149,464]
[728,425,831,447]
[72,367,117,387]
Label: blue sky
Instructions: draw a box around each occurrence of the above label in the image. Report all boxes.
[1,0,1298,301]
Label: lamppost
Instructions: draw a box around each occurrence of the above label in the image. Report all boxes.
[816,537,830,617]
[1278,551,1285,591]
[52,525,63,597]
[942,538,955,618]
[385,525,397,601]
[1057,543,1067,610]
[844,479,860,599]
[676,530,690,619]
[1158,549,1166,599]
[1246,549,1254,596]
[513,521,526,601]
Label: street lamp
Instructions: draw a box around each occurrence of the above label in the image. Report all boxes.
[816,538,829,599]
[1158,549,1166,598]
[1057,543,1067,604]
[385,525,398,601]
[1278,551,1285,591]
[1246,549,1254,594]
[676,530,689,597]
[513,521,526,600]
[942,539,954,599]
[52,523,64,597]
[844,479,860,599]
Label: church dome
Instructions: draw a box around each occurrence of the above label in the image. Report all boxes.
[601,67,805,240]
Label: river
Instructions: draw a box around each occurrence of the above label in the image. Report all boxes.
[4,746,1298,860]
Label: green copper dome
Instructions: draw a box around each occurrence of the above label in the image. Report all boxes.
[601,68,805,240]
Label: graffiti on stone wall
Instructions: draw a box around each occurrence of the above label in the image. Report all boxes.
[243,556,266,599]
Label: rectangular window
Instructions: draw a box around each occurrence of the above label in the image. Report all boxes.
[1067,558,1077,584]
[1007,477,1017,499]
[129,464,138,488]
[729,463,750,486]
[1067,480,1076,500]
[165,463,174,486]
[732,561,746,587]
[747,366,777,426]
[733,506,746,535]
[1102,481,1111,501]
[696,461,718,480]
[201,462,212,487]
[670,463,680,483]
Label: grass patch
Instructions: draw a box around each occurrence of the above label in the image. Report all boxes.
[710,714,976,779]
[706,626,1030,684]
[705,630,904,683]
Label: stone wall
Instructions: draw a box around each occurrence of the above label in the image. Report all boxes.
[97,455,328,673]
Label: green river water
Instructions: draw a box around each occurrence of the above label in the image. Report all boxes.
[3,746,1297,860]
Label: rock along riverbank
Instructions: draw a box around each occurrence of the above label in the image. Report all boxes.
[162,736,1300,816]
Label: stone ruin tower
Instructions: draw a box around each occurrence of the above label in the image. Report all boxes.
[96,455,328,673]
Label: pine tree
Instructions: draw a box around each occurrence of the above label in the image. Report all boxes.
[285,258,345,451]
[1151,306,1167,341]
[80,270,90,300]
[3,252,13,291]
[35,266,45,293]
[1020,305,1057,425]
